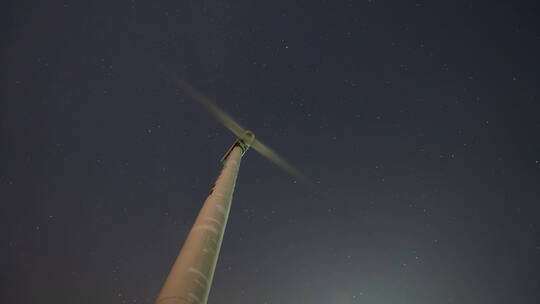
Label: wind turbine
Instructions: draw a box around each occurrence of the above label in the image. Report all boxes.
[154,79,308,304]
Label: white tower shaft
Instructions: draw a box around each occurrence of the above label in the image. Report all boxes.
[155,145,243,304]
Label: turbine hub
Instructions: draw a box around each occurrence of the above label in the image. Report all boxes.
[241,130,255,147]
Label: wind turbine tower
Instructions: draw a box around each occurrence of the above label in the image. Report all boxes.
[154,80,307,304]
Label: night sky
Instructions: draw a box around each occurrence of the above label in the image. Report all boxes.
[2,1,540,303]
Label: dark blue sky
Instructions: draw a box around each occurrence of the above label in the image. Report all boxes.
[2,1,539,303]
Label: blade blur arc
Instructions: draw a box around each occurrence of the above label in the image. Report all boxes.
[161,67,312,186]
[251,139,310,184]
[171,77,246,138]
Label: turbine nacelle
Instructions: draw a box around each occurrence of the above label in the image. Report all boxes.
[221,130,255,163]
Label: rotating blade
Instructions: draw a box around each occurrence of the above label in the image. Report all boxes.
[172,77,246,138]
[158,65,313,187]
[251,139,310,185]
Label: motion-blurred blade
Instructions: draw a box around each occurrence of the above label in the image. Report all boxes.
[251,139,310,184]
[172,77,246,138]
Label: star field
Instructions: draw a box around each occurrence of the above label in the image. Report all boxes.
[1,1,539,303]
